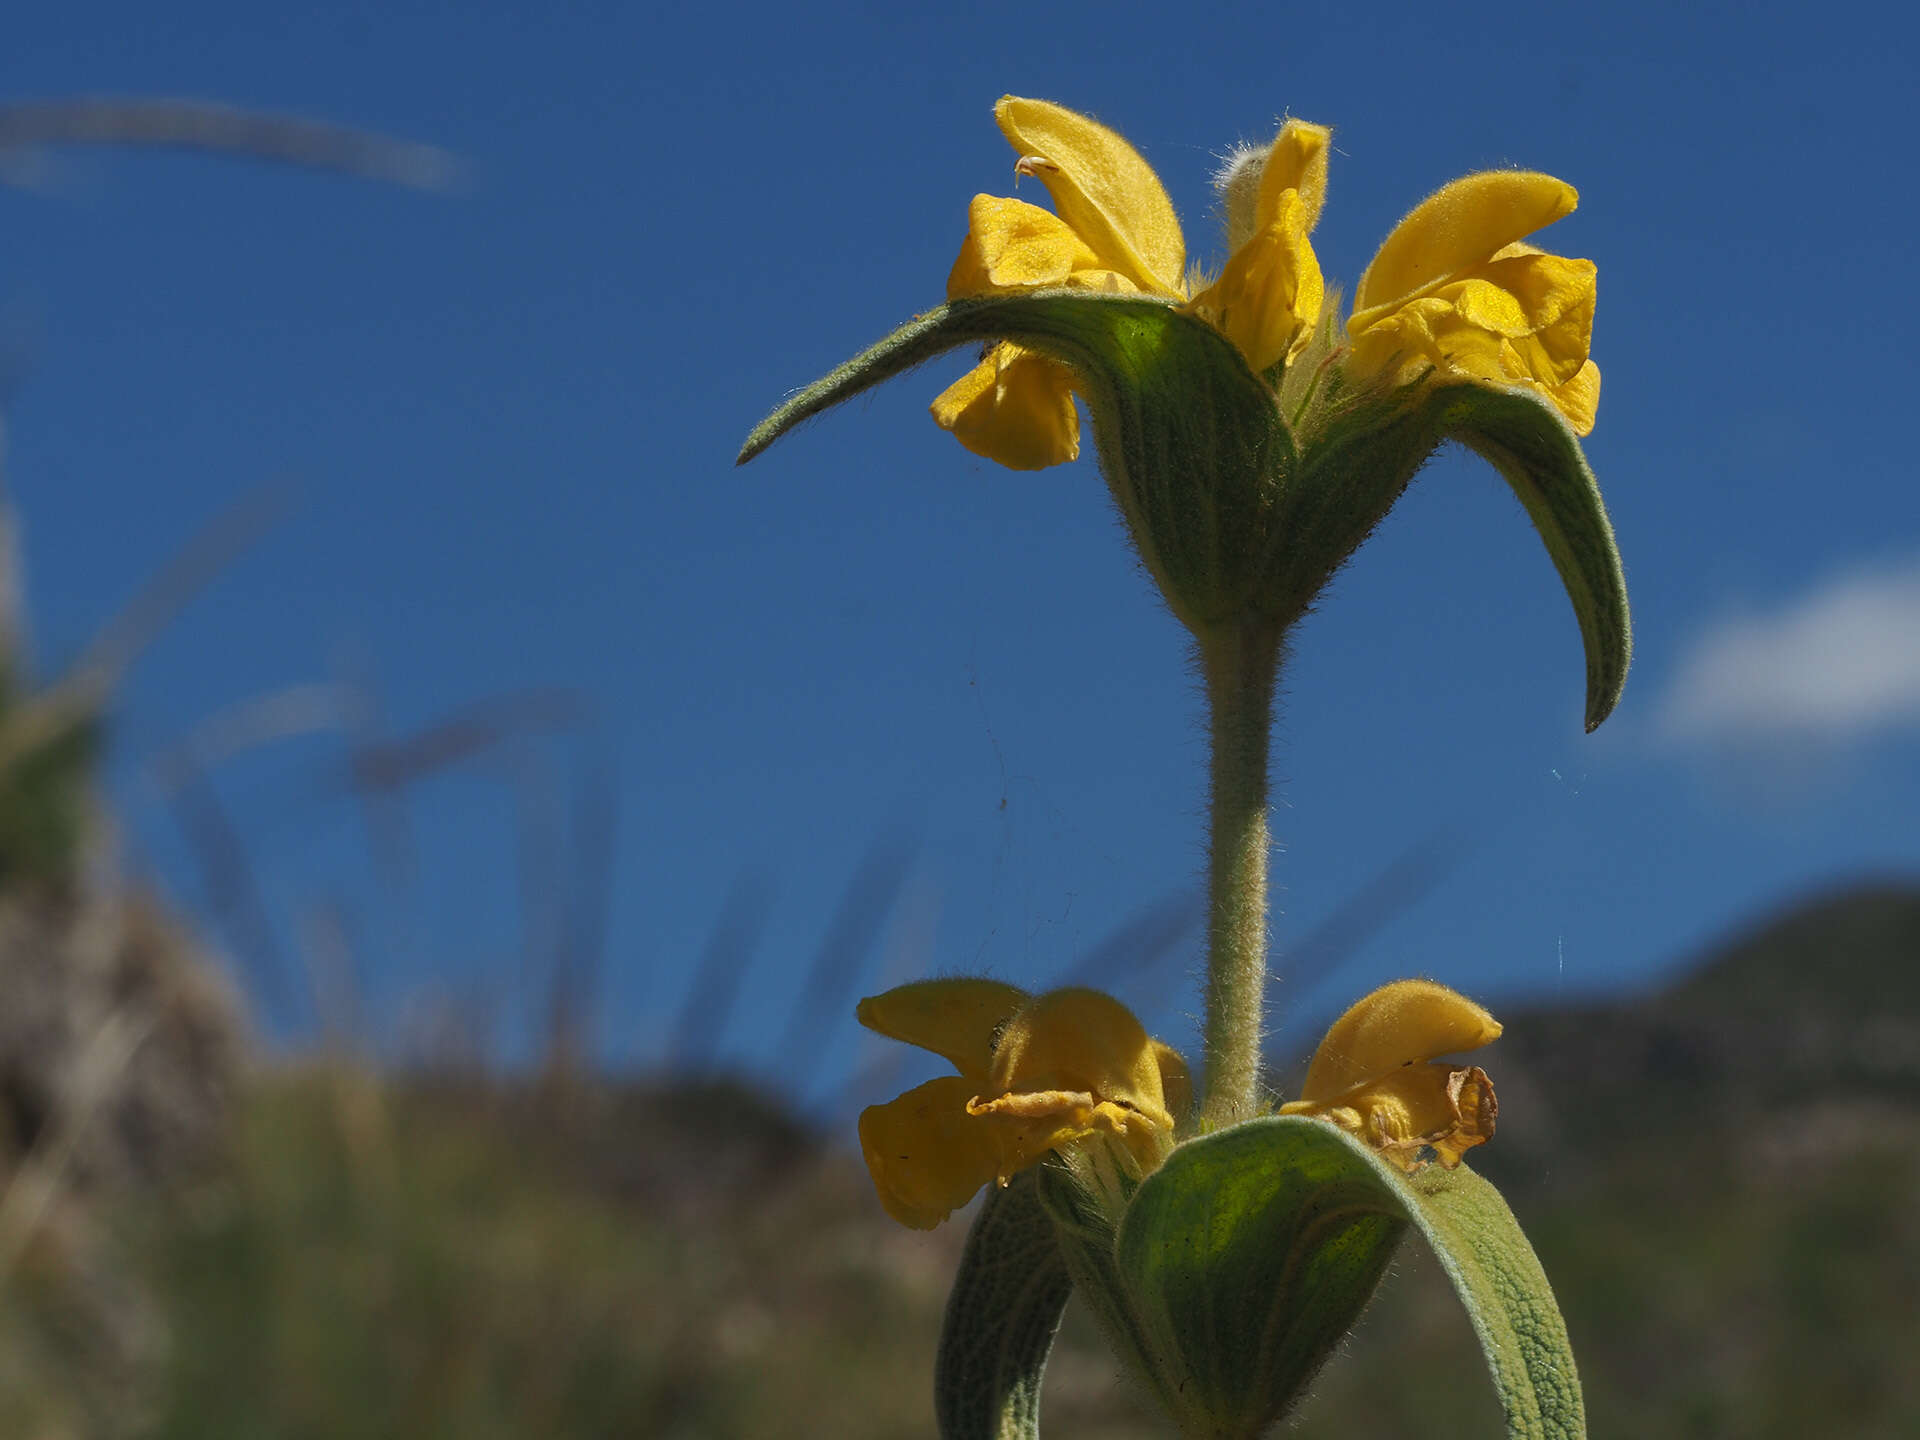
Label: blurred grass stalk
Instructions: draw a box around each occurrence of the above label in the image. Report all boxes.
[0,97,459,191]
[0,1004,152,1288]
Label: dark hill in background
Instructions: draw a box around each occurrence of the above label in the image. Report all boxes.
[1,881,1913,1437]
[1493,880,1920,1157]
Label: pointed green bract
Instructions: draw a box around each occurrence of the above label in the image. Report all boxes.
[1429,383,1631,731]
[738,292,1292,632]
[1092,1116,1584,1439]
[738,297,1629,731]
[934,1170,1072,1440]
[1272,376,1630,730]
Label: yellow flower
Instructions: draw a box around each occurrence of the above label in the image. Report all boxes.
[1279,979,1502,1171]
[855,979,1191,1229]
[932,97,1329,471]
[1346,172,1601,434]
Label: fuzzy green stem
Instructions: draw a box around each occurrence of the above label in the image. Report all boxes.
[1197,620,1282,1128]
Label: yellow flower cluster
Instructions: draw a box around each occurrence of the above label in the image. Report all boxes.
[934,97,1599,472]
[856,981,1188,1229]
[1346,175,1599,434]
[857,975,1500,1229]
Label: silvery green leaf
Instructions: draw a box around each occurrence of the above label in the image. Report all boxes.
[934,1169,1072,1440]
[1109,1116,1585,1439]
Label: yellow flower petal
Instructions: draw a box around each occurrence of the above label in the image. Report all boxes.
[1296,979,1500,1106]
[856,976,1029,1080]
[1476,248,1597,386]
[1353,171,1578,317]
[1550,360,1601,436]
[946,194,1107,297]
[972,990,1185,1177]
[1348,252,1599,433]
[1348,289,1518,388]
[1153,1039,1191,1127]
[966,1089,1144,1175]
[987,987,1173,1129]
[1254,119,1330,234]
[930,345,1080,470]
[858,1075,1006,1229]
[994,96,1185,295]
[1186,189,1324,373]
[1281,1062,1497,1171]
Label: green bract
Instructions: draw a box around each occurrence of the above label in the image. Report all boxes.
[939,1120,1585,1439]
[737,291,1628,729]
[933,1170,1072,1439]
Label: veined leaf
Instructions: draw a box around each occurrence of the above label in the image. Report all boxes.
[1112,1116,1585,1439]
[1401,1155,1587,1439]
[1431,383,1631,731]
[934,1169,1072,1440]
[737,292,1291,630]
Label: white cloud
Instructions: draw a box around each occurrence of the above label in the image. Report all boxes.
[1657,556,1920,746]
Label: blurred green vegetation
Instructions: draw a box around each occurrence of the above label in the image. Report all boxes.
[0,885,1912,1437]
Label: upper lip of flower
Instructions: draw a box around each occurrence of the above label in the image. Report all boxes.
[1345,169,1600,435]
[990,96,1188,297]
[1351,171,1579,323]
[1280,978,1503,1170]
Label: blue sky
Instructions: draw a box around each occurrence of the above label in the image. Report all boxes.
[3,1,1915,1104]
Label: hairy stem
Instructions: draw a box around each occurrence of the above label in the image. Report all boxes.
[1197,620,1282,1127]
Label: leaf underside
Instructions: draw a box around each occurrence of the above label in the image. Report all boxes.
[1114,1116,1586,1439]
[935,1169,1073,1440]
[737,292,1286,630]
[737,293,1267,469]
[1430,384,1631,731]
